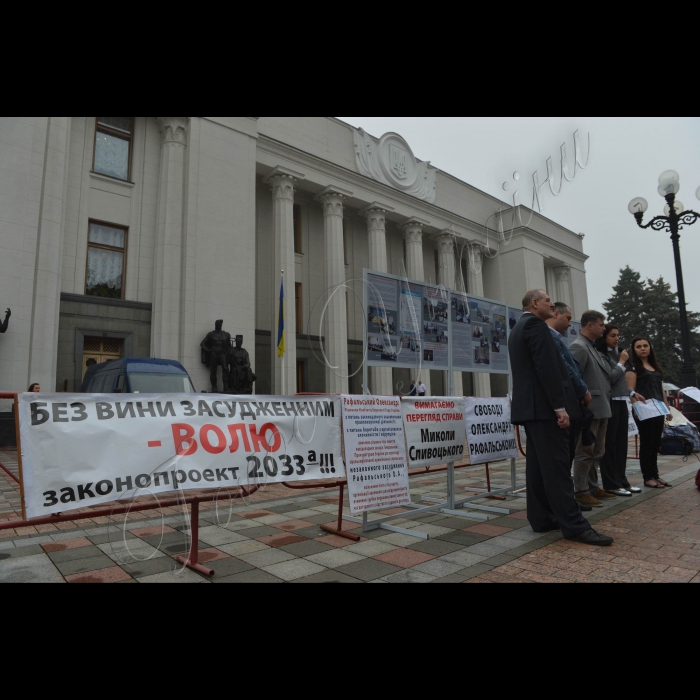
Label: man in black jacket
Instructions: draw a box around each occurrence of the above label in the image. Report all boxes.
[509,290,613,546]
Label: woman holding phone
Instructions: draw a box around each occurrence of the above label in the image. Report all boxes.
[626,337,672,489]
[596,326,641,496]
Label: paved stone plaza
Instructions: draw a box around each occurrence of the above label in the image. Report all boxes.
[1,449,699,584]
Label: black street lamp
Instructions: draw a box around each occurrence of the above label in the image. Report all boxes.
[628,171,700,389]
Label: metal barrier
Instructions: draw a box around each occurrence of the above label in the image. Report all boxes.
[683,401,700,430]
[0,460,19,484]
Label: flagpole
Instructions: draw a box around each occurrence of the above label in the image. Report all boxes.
[281,270,285,396]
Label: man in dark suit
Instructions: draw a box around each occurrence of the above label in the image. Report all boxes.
[547,303,592,466]
[508,290,613,546]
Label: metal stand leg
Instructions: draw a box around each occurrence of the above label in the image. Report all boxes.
[320,484,361,542]
[176,499,215,577]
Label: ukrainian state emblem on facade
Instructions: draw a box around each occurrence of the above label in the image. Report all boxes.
[390,144,409,179]
[352,129,437,203]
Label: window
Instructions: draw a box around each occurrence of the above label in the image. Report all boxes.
[293,204,303,254]
[93,117,134,181]
[295,283,303,335]
[85,221,127,299]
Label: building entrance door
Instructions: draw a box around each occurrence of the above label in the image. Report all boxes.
[82,337,123,379]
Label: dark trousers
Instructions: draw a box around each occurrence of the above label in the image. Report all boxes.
[638,416,666,482]
[524,421,591,539]
[600,401,630,491]
[569,422,582,468]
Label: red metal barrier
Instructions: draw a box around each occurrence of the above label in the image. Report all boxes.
[683,402,700,431]
[0,487,260,577]
[0,461,19,485]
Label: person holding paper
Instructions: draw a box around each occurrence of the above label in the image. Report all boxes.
[509,290,613,547]
[626,338,672,489]
[595,325,641,497]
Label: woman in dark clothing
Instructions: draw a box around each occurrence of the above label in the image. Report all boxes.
[595,326,639,496]
[626,337,671,489]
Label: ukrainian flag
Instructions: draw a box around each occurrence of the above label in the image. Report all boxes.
[277,275,285,359]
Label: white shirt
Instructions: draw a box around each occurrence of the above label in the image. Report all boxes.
[418,383,427,395]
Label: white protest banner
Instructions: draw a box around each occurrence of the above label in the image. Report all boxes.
[464,398,518,465]
[402,398,467,468]
[18,394,343,520]
[626,400,639,438]
[341,396,411,515]
[681,387,700,404]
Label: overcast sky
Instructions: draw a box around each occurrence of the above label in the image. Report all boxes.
[337,117,700,315]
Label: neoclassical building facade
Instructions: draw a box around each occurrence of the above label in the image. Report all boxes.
[0,117,589,397]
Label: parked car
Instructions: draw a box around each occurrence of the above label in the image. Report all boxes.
[81,359,196,394]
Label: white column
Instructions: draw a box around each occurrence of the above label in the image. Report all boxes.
[318,188,350,395]
[403,219,425,281]
[437,233,463,397]
[27,117,72,391]
[401,219,431,395]
[267,168,303,395]
[555,265,572,309]
[363,205,393,396]
[467,244,491,398]
[153,116,188,361]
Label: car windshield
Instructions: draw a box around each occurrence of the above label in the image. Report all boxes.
[128,373,196,394]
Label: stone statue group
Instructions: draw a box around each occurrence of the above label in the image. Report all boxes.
[0,309,10,335]
[0,309,12,333]
[201,320,256,394]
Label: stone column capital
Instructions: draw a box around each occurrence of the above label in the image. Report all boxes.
[555,265,571,282]
[435,233,455,255]
[469,244,484,266]
[265,166,305,202]
[269,175,298,202]
[401,219,426,246]
[157,117,190,146]
[316,186,352,218]
[364,208,387,232]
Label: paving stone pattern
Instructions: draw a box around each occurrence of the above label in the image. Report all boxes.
[1,448,699,584]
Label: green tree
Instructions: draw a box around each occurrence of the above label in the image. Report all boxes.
[604,267,700,385]
[644,277,683,383]
[603,266,648,349]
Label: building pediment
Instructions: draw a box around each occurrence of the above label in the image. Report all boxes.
[352,128,437,204]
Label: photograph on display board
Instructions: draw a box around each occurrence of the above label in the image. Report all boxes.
[489,304,508,371]
[365,270,511,375]
[452,294,471,324]
[494,314,506,340]
[368,306,396,336]
[474,346,489,365]
[400,334,419,352]
[452,292,474,371]
[424,291,449,323]
[366,273,400,363]
[509,309,522,331]
[400,283,422,337]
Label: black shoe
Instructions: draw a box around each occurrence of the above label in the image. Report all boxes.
[566,529,614,547]
[533,523,561,533]
[578,504,593,512]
